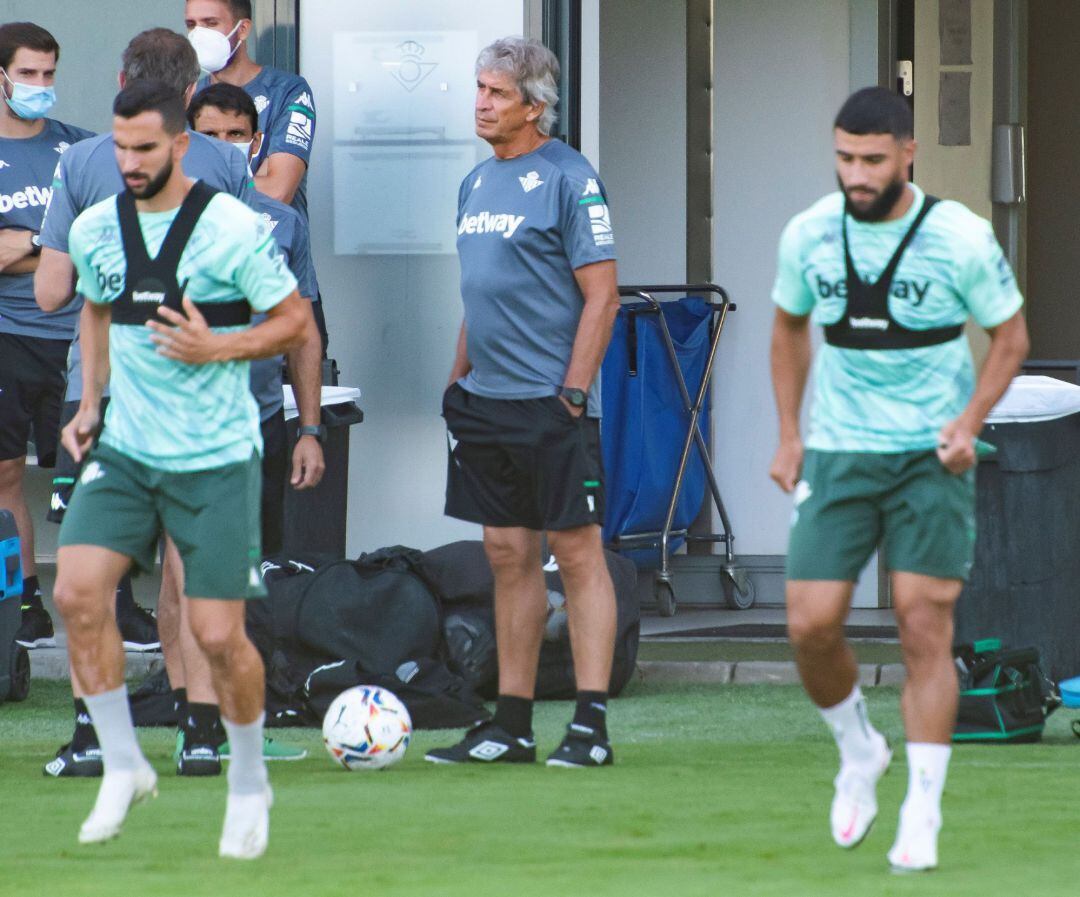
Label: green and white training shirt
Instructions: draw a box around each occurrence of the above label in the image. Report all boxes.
[68,188,298,472]
[771,183,1023,453]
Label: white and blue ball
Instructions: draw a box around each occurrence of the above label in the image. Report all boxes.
[322,685,412,771]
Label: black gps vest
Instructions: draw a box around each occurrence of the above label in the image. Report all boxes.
[823,194,963,351]
[111,179,252,327]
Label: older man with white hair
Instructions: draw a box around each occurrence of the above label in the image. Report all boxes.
[427,37,621,768]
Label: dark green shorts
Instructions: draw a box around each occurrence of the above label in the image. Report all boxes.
[58,442,266,599]
[786,449,976,582]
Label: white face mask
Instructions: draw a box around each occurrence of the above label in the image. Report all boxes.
[230,139,254,161]
[188,22,243,73]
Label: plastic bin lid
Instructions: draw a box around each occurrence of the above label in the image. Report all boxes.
[984,375,1080,424]
[283,385,362,421]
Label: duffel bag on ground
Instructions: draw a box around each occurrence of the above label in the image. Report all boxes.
[953,638,1060,744]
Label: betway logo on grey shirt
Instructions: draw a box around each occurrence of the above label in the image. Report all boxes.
[456,140,616,416]
[0,118,94,340]
[39,130,253,401]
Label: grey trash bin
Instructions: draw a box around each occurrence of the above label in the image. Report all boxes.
[957,381,1080,681]
[282,400,364,557]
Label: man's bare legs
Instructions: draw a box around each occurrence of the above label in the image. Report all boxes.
[787,579,891,848]
[186,596,270,859]
[54,544,156,842]
[887,572,962,870]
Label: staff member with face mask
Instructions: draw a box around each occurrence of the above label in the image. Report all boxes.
[184,0,328,351]
[0,22,93,650]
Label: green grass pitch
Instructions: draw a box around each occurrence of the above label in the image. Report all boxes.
[0,679,1076,896]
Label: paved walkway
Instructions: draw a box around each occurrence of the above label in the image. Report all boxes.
[24,564,905,687]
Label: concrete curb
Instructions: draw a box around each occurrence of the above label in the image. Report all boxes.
[636,660,907,687]
[24,649,908,689]
[29,648,163,681]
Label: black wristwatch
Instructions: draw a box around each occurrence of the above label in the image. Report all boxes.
[298,424,326,442]
[560,387,587,409]
[29,232,42,257]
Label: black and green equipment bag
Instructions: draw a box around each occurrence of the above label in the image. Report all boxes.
[952,639,1060,744]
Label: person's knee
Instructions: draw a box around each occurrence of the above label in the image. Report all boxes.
[787,597,846,653]
[895,602,954,663]
[548,527,602,577]
[189,615,246,664]
[53,577,107,631]
[0,457,25,491]
[484,532,533,574]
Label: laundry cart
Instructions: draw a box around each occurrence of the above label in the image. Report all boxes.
[601,284,751,616]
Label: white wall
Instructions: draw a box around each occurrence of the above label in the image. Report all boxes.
[710,2,851,548]
[300,2,524,555]
[598,0,686,284]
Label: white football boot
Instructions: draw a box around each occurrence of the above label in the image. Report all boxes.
[219,785,274,860]
[78,762,158,844]
[830,734,892,848]
[888,806,941,872]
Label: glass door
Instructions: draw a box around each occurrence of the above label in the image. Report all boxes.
[300,1,530,552]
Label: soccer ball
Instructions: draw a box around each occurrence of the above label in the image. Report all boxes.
[322,685,412,771]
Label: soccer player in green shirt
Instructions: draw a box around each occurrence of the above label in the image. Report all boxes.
[53,79,307,858]
[769,87,1029,872]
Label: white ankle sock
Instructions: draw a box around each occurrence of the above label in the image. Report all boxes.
[819,686,881,768]
[901,742,951,818]
[84,686,142,772]
[222,713,268,795]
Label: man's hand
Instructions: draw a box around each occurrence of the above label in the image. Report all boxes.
[291,435,325,489]
[0,229,31,272]
[936,419,977,474]
[557,395,585,418]
[770,437,804,493]
[147,297,226,364]
[61,406,101,464]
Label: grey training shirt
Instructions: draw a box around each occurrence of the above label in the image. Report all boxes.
[456,139,617,416]
[39,130,254,401]
[247,190,318,420]
[0,118,94,339]
[198,67,315,221]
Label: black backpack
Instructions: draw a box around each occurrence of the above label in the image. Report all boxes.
[953,639,1061,743]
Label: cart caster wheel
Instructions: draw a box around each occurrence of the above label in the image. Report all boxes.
[9,645,29,702]
[654,580,677,617]
[722,569,755,610]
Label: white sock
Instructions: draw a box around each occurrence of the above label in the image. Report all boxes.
[84,686,142,773]
[901,742,951,819]
[222,713,268,796]
[819,686,882,768]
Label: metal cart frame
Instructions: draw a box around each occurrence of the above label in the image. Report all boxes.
[606,284,752,616]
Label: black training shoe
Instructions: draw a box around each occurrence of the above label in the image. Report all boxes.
[175,730,222,777]
[545,724,614,768]
[43,742,103,778]
[16,604,56,649]
[118,603,160,652]
[424,721,536,765]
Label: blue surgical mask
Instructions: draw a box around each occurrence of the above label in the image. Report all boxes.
[2,70,56,120]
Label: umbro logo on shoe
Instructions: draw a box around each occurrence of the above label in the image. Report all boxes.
[588,745,608,764]
[469,741,509,761]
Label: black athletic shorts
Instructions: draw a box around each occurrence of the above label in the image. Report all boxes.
[0,332,69,467]
[260,409,287,556]
[442,382,605,531]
